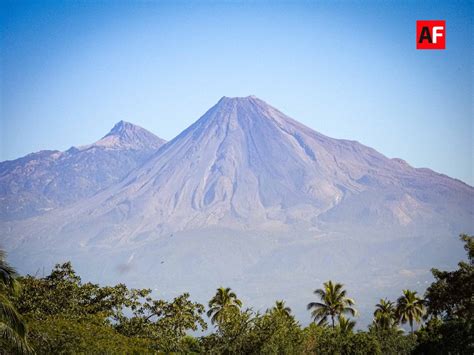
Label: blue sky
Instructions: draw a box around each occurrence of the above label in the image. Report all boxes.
[1,0,472,184]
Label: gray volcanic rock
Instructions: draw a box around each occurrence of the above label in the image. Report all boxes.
[0,121,165,220]
[1,96,472,325]
[23,96,469,238]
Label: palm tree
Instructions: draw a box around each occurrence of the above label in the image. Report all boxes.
[270,300,292,317]
[373,298,397,330]
[307,280,357,327]
[396,289,425,333]
[0,250,31,353]
[337,315,356,334]
[207,287,242,325]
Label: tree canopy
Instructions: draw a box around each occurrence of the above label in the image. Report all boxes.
[307,280,357,327]
[0,233,471,354]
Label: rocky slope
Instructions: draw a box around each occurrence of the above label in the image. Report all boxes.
[0,121,165,220]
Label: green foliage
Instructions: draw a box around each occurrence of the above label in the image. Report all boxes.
[414,317,473,354]
[307,280,357,327]
[372,298,399,331]
[461,233,474,260]
[369,328,417,355]
[3,233,472,354]
[414,234,474,354]
[14,262,206,353]
[16,262,149,321]
[179,335,203,354]
[202,306,304,354]
[425,234,473,320]
[396,289,425,333]
[201,308,255,353]
[207,287,242,325]
[303,323,381,354]
[269,300,292,318]
[337,315,356,334]
[0,250,32,354]
[369,299,415,355]
[116,292,207,352]
[251,308,303,354]
[24,314,152,354]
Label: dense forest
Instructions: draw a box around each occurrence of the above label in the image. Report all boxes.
[1,234,472,354]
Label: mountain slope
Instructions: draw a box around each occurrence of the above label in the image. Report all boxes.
[0,121,165,220]
[20,96,469,240]
[1,96,472,325]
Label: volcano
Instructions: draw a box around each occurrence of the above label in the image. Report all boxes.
[1,96,472,325]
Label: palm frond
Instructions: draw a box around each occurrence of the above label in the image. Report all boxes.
[0,294,26,338]
[0,323,33,354]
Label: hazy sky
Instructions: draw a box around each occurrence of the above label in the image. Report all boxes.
[1,0,472,184]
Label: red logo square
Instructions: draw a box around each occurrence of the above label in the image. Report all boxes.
[417,20,446,50]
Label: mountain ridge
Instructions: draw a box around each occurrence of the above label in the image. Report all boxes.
[0,121,165,220]
[80,120,165,151]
